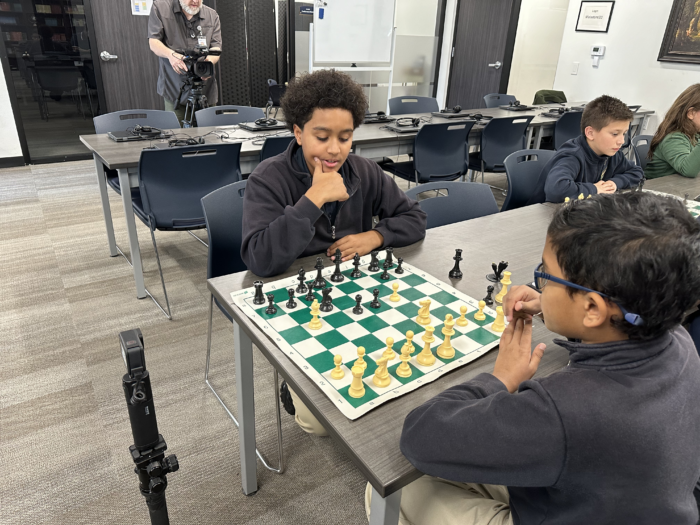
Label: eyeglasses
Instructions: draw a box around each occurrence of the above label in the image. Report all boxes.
[534,263,643,326]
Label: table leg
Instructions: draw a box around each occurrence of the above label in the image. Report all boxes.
[117,168,146,299]
[93,154,117,257]
[234,320,258,495]
[525,127,534,149]
[369,487,402,525]
[533,126,545,150]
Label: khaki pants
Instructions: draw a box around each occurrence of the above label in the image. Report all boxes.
[365,476,512,525]
[288,387,328,437]
[163,98,186,127]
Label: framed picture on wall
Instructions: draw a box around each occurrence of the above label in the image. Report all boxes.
[658,0,700,64]
[575,1,615,33]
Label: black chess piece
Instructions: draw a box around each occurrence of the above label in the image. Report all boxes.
[368,250,380,272]
[265,293,277,315]
[320,287,334,312]
[395,257,404,274]
[304,286,315,303]
[380,260,391,280]
[385,247,394,268]
[313,257,326,289]
[253,280,265,305]
[286,289,297,309]
[486,260,508,283]
[330,248,344,282]
[352,294,364,315]
[449,249,463,279]
[370,289,381,309]
[296,268,307,294]
[350,253,362,278]
[483,285,495,306]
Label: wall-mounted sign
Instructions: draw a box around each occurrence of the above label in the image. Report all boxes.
[132,0,153,16]
[576,1,615,33]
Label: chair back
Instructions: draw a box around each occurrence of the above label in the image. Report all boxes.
[137,143,242,230]
[554,111,583,150]
[34,66,81,92]
[483,93,516,108]
[195,105,265,127]
[479,116,534,171]
[388,96,439,115]
[260,135,295,161]
[413,121,475,183]
[201,180,248,279]
[93,109,180,134]
[632,135,653,170]
[623,105,642,149]
[502,149,556,212]
[268,84,286,107]
[405,181,498,229]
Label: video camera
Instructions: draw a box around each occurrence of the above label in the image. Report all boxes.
[178,41,221,80]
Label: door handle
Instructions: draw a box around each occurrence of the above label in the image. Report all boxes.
[488,61,502,70]
[100,51,118,62]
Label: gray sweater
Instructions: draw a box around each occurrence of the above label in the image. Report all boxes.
[401,328,700,524]
[241,141,427,277]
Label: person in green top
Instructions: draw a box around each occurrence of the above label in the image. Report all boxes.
[645,84,700,179]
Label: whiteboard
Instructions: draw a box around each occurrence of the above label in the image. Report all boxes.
[313,0,396,64]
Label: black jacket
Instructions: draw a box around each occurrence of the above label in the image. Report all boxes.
[527,135,644,204]
[241,141,427,277]
[401,328,700,524]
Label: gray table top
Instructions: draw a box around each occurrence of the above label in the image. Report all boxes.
[643,174,700,198]
[207,204,567,498]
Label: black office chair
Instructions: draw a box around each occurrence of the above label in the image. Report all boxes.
[483,93,517,108]
[381,121,475,187]
[468,116,535,184]
[554,111,583,150]
[200,179,285,475]
[632,135,653,170]
[622,105,642,155]
[388,96,439,115]
[33,66,83,121]
[132,143,242,318]
[195,105,265,127]
[502,149,556,212]
[267,79,286,118]
[260,135,295,162]
[405,181,499,229]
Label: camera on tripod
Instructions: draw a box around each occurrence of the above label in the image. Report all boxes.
[174,38,222,128]
[180,45,221,80]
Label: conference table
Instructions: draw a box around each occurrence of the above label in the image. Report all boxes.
[79,102,654,302]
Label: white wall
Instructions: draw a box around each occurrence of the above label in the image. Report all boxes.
[553,0,700,133]
[0,58,23,159]
[507,0,569,105]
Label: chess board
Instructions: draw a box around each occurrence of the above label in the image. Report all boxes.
[643,189,700,218]
[231,255,505,420]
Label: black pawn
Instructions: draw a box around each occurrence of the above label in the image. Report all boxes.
[286,289,297,309]
[313,257,326,289]
[330,248,344,282]
[395,257,404,274]
[265,293,277,315]
[368,250,380,272]
[320,287,334,312]
[352,294,364,315]
[370,288,381,309]
[350,253,362,278]
[484,285,495,306]
[304,286,315,303]
[385,247,394,268]
[380,260,391,280]
[253,280,265,305]
[296,268,307,294]
[449,249,463,279]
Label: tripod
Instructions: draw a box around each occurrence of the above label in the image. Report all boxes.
[176,76,208,128]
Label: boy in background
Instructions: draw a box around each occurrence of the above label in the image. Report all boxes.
[528,95,643,203]
[367,193,700,524]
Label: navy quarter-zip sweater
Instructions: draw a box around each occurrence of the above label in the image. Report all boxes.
[400,327,700,524]
[527,135,644,204]
[241,141,427,277]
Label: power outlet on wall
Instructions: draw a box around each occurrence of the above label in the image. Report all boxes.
[571,62,579,75]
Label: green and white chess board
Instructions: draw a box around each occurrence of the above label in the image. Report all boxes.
[643,189,700,218]
[231,255,505,420]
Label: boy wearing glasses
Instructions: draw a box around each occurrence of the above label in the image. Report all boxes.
[368,193,700,525]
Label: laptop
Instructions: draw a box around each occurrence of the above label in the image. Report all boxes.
[431,111,471,119]
[238,120,287,131]
[363,115,396,124]
[108,130,163,142]
[385,122,422,134]
[500,104,535,112]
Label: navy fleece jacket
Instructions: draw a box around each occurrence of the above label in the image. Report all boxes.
[527,135,644,204]
[241,141,427,277]
[400,328,700,524]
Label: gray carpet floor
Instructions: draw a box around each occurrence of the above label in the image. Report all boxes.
[0,159,507,524]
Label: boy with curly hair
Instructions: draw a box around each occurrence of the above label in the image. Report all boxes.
[241,70,427,278]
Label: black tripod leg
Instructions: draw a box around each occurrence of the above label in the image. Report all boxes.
[145,490,169,525]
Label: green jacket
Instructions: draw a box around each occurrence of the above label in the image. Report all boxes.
[645,132,700,179]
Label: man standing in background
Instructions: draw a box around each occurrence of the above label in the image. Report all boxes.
[148,0,222,125]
